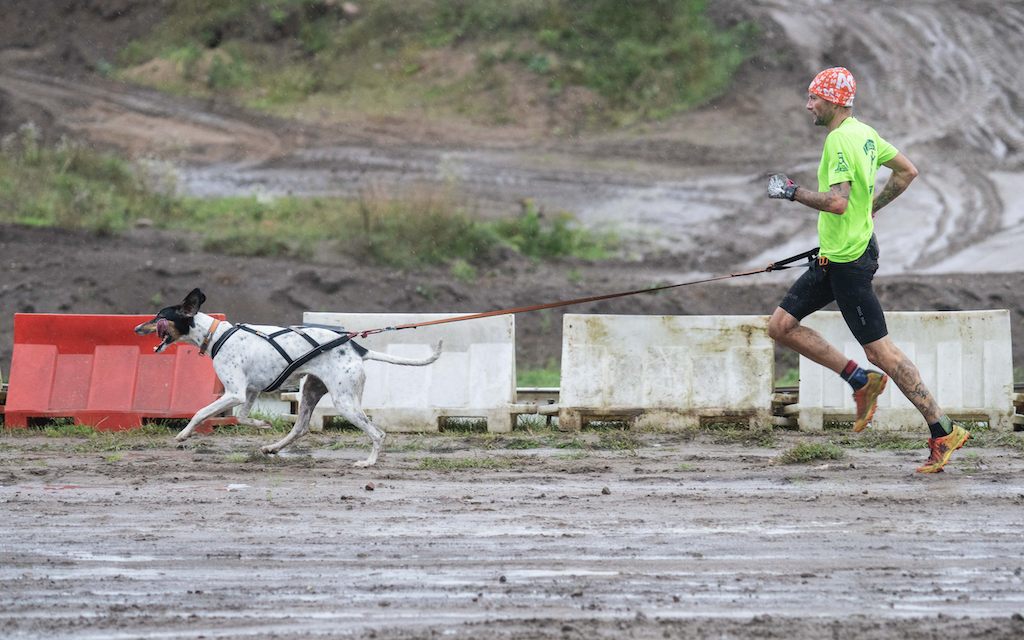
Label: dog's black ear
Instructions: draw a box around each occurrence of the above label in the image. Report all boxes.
[180,288,205,317]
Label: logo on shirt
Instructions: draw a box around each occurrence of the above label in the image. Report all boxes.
[863,139,876,164]
[835,151,850,174]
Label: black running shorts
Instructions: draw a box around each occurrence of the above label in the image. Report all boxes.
[779,234,888,345]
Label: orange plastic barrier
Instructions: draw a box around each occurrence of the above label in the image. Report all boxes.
[4,314,236,432]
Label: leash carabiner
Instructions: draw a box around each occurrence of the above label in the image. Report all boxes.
[766,247,819,272]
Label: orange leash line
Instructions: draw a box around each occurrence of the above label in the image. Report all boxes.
[346,248,820,339]
[390,270,762,331]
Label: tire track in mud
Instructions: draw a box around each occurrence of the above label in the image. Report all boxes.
[0,70,283,163]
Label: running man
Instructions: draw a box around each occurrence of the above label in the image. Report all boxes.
[765,67,969,473]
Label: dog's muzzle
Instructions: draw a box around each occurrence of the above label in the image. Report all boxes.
[154,318,172,353]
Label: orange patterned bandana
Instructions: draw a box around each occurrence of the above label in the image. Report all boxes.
[808,67,856,107]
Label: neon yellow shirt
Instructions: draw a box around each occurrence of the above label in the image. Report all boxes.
[816,117,898,262]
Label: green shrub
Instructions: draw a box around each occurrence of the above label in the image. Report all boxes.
[207,54,254,89]
[451,259,477,283]
[497,199,611,260]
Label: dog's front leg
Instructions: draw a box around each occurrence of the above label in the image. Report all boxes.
[176,394,243,442]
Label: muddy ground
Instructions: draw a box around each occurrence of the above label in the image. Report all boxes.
[2,428,1024,639]
[2,3,1024,638]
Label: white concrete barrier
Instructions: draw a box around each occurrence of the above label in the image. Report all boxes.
[559,314,774,430]
[290,313,521,432]
[798,310,1014,430]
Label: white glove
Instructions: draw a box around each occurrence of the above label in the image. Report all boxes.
[767,173,799,201]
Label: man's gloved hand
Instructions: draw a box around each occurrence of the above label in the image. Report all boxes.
[767,173,799,201]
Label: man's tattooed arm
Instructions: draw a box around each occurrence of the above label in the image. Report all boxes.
[873,152,919,215]
[794,181,850,214]
[872,174,909,214]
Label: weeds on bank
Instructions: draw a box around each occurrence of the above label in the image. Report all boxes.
[115,0,758,129]
[0,133,613,266]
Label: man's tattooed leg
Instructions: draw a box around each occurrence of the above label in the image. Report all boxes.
[891,358,940,420]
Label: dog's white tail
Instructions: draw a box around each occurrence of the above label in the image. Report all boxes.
[362,339,443,366]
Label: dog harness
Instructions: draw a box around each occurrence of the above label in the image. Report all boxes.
[208,324,358,393]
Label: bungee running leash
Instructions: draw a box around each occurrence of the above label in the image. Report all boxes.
[346,246,820,339]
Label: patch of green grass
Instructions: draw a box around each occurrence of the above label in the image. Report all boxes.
[226,453,248,462]
[440,418,489,434]
[517,358,560,387]
[1014,366,1023,385]
[384,440,424,453]
[502,438,544,449]
[554,438,586,450]
[836,430,925,451]
[592,428,642,454]
[703,422,776,448]
[775,368,798,388]
[555,452,591,460]
[416,456,510,470]
[778,441,845,465]
[963,431,1024,452]
[39,421,97,438]
[104,453,123,463]
[513,415,559,433]
[7,420,178,453]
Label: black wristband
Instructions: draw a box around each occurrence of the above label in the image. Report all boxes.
[785,185,799,201]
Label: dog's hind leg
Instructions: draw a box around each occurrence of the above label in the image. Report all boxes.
[236,388,273,430]
[331,399,386,468]
[261,376,327,455]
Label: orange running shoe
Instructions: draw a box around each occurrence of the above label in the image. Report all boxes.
[917,422,970,473]
[852,371,887,432]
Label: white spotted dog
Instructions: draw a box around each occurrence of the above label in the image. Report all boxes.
[134,288,442,467]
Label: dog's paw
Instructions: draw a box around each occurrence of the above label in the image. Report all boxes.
[260,445,276,455]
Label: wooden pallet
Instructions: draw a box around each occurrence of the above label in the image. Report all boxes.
[771,386,799,429]
[1014,392,1023,431]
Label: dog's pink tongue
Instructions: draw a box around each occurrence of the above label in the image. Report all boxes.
[157,318,169,341]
